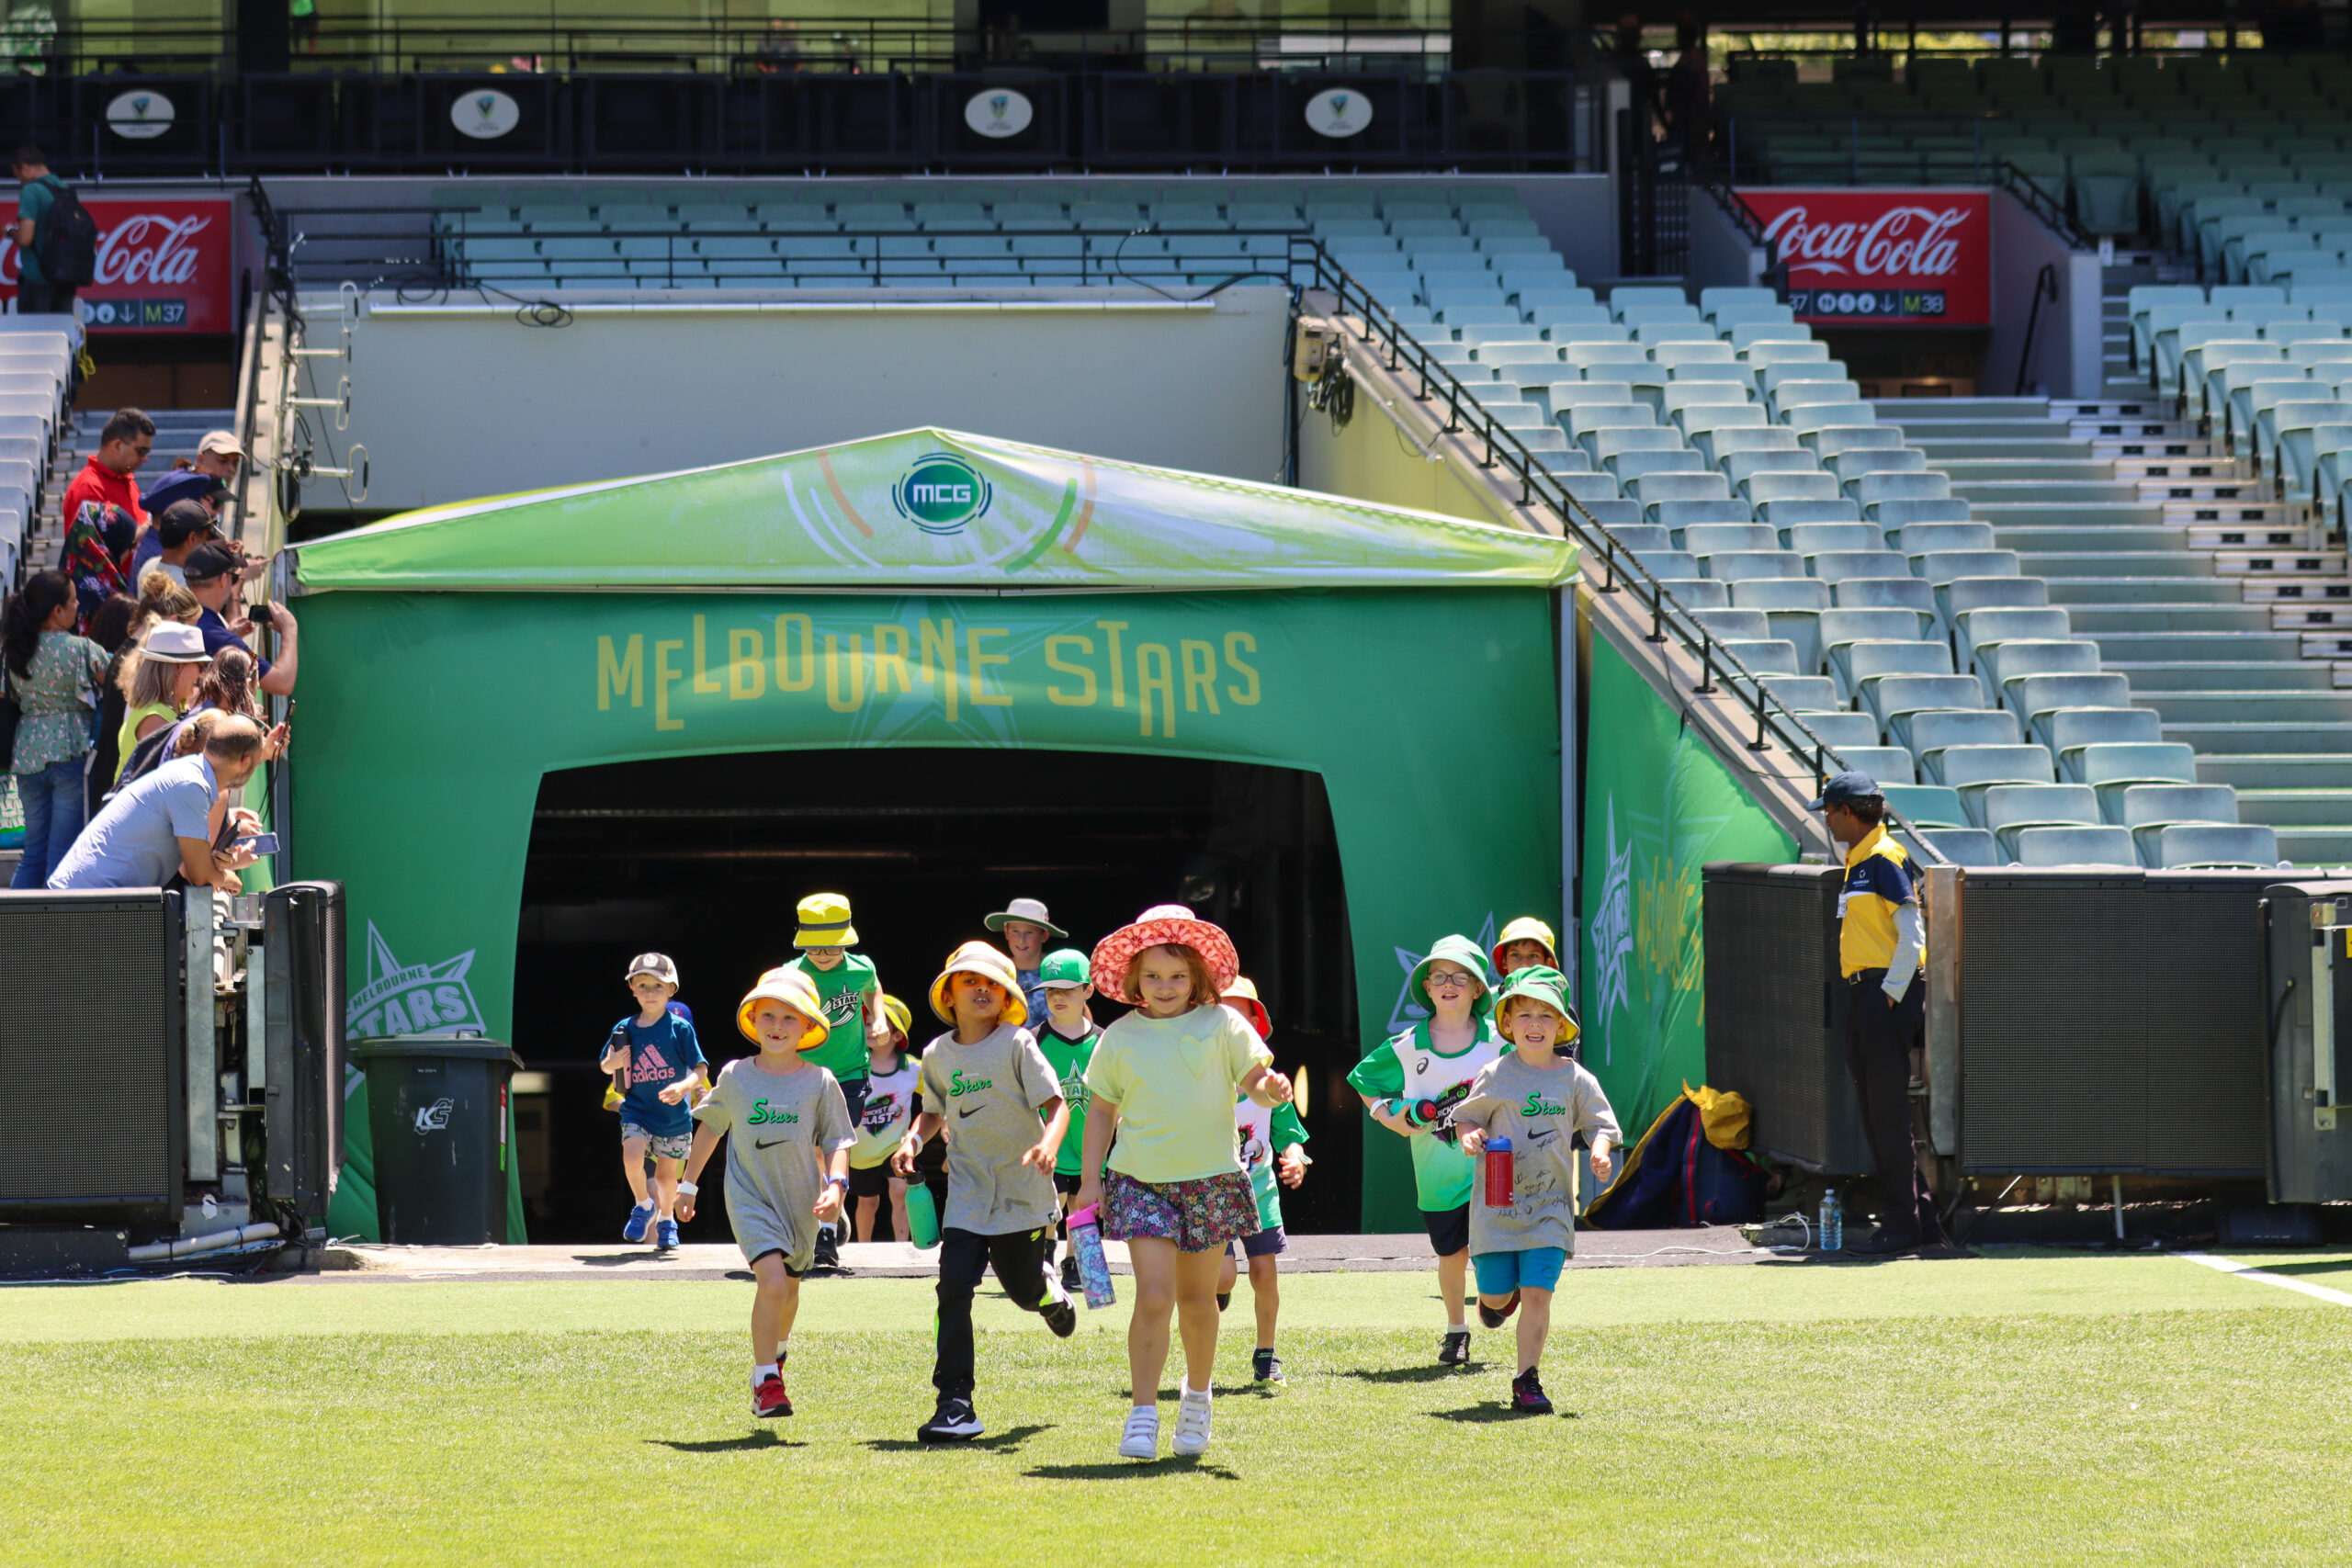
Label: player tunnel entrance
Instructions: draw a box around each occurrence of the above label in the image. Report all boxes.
[510,747,1359,1245]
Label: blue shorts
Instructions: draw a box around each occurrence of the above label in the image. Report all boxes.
[1472,1247,1566,1296]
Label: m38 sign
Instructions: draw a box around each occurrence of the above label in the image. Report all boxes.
[1736,188,1992,327]
[0,196,233,333]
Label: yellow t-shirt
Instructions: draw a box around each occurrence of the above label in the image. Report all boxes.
[1084,1003,1272,1184]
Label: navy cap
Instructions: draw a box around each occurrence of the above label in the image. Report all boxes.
[1809,770,1883,810]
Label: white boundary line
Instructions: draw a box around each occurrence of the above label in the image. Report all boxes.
[2178,1251,2352,1307]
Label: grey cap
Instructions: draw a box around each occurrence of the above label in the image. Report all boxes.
[1809,770,1883,810]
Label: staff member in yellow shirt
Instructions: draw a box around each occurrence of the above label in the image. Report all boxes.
[1814,771,1939,1257]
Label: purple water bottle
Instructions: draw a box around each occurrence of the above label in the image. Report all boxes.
[1068,1203,1116,1308]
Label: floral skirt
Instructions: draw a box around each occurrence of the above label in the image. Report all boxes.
[1102,1169,1260,1254]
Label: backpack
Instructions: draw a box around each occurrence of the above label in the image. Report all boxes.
[34,177,98,288]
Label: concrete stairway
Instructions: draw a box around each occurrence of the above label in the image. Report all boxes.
[1885,260,2352,866]
[25,410,230,573]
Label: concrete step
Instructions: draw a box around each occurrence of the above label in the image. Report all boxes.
[1974,505,2171,531]
[2139,690,2352,722]
[2017,551,2216,578]
[2055,398,2169,421]
[1899,419,2076,443]
[1992,525,2188,553]
[2092,629,2307,660]
[1952,480,2147,505]
[2161,498,2292,525]
[2233,788,2352,826]
[1908,438,2096,461]
[1869,396,2050,420]
[2195,751,2352,784]
[2091,434,2214,461]
[2069,416,2186,442]
[2186,523,2319,551]
[2116,455,2245,482]
[2042,576,2245,604]
[2066,604,2274,633]
[2273,603,2352,629]
[2140,480,2263,504]
[2163,720,2352,753]
[2106,660,2338,690]
[2214,547,2349,575]
[2272,826,2352,865]
[2303,631,2352,659]
[2235,577,2352,604]
[1941,459,2115,483]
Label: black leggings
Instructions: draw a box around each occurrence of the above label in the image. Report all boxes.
[932,1224,1054,1399]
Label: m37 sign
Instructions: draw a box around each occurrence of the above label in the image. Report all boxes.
[1736,188,1992,327]
[0,196,233,333]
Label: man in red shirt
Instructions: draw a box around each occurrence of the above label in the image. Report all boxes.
[61,407,155,529]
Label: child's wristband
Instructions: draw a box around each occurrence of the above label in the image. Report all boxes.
[823,1175,849,1190]
[676,1180,697,1196]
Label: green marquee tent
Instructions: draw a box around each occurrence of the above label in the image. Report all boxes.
[288,428,1577,1235]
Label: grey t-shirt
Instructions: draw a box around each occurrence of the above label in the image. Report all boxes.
[694,1055,854,1269]
[1452,1053,1622,1258]
[916,1023,1062,1235]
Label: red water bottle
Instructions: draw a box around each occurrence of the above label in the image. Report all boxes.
[1483,1136,1514,1206]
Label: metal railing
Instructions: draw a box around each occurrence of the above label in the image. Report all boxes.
[1295,240,1953,864]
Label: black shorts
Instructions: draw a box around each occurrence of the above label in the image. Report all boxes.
[746,1247,806,1279]
[1052,1171,1083,1196]
[838,1077,870,1129]
[1423,1202,1470,1258]
[847,1162,898,1201]
[1229,1225,1287,1259]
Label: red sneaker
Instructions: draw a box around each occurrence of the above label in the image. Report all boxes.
[753,1374,793,1418]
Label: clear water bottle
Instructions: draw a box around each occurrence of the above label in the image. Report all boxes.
[1068,1203,1116,1308]
[1819,1190,1844,1253]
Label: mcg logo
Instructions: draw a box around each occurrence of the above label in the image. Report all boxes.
[891,454,993,536]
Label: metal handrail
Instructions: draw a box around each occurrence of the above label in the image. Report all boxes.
[1293,235,1953,865]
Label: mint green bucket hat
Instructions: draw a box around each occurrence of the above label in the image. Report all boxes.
[1494,964,1579,1045]
[1409,933,1496,1018]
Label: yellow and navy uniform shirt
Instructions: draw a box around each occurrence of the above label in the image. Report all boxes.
[1838,823,1915,977]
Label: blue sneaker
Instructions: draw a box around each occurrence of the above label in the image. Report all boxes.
[655,1218,680,1251]
[622,1202,655,1244]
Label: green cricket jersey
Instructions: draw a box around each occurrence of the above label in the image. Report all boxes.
[784,952,880,1083]
[1346,1020,1506,1212]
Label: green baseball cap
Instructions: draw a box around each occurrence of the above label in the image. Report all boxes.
[1409,933,1495,1018]
[1037,948,1092,989]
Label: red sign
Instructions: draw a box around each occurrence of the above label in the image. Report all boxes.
[1735,188,1992,327]
[0,197,234,333]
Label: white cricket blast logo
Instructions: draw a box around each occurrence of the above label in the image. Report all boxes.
[1758,203,1967,281]
[1,211,210,287]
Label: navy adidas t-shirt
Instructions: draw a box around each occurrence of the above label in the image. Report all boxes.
[611,1010,706,1137]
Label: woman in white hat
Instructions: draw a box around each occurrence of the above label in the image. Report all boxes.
[111,621,209,785]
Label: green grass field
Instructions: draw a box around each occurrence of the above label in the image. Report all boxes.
[3,1251,2346,1567]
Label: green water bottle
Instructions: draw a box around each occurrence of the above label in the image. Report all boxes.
[906,1181,941,1249]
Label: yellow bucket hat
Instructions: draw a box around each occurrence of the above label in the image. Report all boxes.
[928,941,1029,1028]
[880,992,912,1040]
[736,966,831,1052]
[793,892,859,949]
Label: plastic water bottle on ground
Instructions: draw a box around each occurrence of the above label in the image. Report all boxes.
[1819,1190,1843,1253]
[1068,1203,1116,1308]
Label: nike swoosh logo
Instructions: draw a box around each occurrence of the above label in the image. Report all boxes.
[956,1105,982,1119]
[755,1137,792,1149]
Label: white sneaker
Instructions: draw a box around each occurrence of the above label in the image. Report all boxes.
[1118,1404,1160,1460]
[1171,1386,1214,1456]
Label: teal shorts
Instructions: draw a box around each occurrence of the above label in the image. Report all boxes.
[1472,1247,1566,1295]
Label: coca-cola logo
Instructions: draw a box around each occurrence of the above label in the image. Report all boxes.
[0,211,210,287]
[1757,204,1969,281]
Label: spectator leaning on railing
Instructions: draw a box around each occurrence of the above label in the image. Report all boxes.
[63,410,155,532]
[183,543,297,698]
[5,569,107,890]
[47,711,267,894]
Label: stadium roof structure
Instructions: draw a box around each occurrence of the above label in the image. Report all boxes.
[288,426,1577,593]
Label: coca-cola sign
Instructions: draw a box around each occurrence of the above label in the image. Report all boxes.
[0,197,232,333]
[1735,188,1992,326]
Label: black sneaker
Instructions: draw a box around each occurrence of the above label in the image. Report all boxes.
[1251,1348,1284,1386]
[1477,1290,1521,1329]
[917,1397,983,1443]
[1439,1328,1471,1366]
[1060,1254,1081,1294]
[1216,1292,1231,1312]
[1040,1278,1078,1339]
[812,1228,841,1271]
[1510,1370,1553,1415]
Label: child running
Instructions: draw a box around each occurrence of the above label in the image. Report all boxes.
[1217,976,1309,1388]
[782,893,884,1269]
[890,941,1076,1444]
[1347,933,1506,1366]
[848,995,919,1243]
[674,968,854,1419]
[1033,946,1104,1293]
[1077,905,1292,1461]
[1452,966,1619,1416]
[1492,918,1560,981]
[598,953,707,1250]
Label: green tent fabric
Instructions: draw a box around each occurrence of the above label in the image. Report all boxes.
[289,427,1576,594]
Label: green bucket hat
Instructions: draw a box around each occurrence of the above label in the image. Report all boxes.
[1037,948,1092,989]
[1409,933,1496,1018]
[1494,964,1579,1045]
